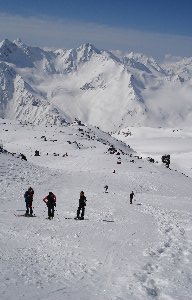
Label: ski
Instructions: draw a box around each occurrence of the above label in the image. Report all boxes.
[14,214,37,217]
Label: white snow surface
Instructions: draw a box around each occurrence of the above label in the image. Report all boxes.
[0,119,192,300]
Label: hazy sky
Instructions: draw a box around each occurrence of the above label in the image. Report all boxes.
[0,0,192,61]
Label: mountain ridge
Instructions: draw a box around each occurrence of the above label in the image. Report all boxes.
[0,38,192,131]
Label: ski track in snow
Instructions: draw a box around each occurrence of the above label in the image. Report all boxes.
[132,202,192,300]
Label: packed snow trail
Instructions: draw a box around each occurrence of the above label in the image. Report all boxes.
[132,199,192,299]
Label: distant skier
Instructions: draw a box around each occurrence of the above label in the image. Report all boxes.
[43,192,56,219]
[24,187,34,216]
[75,191,87,220]
[104,185,108,193]
[130,191,135,204]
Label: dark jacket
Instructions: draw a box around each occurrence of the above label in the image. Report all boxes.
[24,189,34,203]
[79,195,86,207]
[43,193,56,206]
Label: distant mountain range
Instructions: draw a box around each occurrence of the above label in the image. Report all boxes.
[0,38,192,132]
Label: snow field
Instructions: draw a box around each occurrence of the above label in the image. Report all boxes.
[0,120,192,299]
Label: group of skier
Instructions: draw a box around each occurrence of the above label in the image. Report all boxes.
[24,187,57,219]
[24,186,135,220]
[24,187,87,220]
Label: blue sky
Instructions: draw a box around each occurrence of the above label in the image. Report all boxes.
[0,0,192,61]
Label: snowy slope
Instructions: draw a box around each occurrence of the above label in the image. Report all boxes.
[0,119,192,300]
[0,54,70,124]
[1,39,192,131]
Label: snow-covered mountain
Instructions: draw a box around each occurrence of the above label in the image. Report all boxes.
[162,56,192,81]
[0,38,192,131]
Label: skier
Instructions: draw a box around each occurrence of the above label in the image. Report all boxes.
[43,192,56,219]
[75,191,87,220]
[24,187,34,216]
[130,191,135,204]
[104,185,108,193]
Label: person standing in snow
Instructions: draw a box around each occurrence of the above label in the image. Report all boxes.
[130,191,135,204]
[104,185,108,193]
[43,192,56,219]
[24,187,34,216]
[76,191,87,220]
